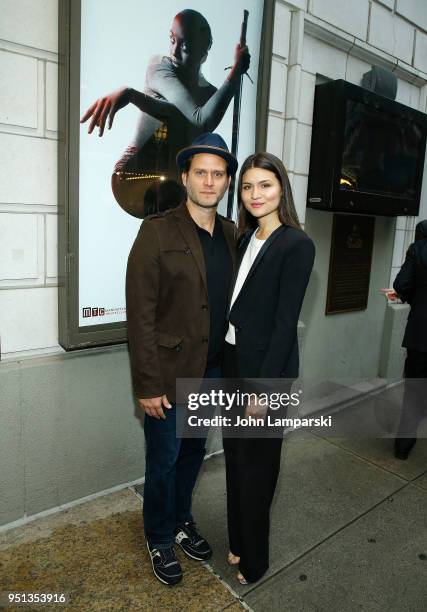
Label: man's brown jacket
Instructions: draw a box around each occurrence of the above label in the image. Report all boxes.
[126,203,236,401]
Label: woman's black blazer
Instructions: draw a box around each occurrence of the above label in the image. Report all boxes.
[228,225,315,379]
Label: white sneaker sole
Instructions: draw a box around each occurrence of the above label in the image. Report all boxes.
[146,542,182,585]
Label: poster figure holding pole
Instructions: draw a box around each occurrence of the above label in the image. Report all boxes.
[81,8,250,218]
[227,9,249,217]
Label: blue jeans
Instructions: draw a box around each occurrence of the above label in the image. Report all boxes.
[143,365,220,549]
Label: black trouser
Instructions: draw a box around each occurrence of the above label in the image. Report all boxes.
[222,343,284,583]
[397,349,427,438]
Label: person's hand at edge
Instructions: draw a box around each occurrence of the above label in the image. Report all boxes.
[379,288,400,302]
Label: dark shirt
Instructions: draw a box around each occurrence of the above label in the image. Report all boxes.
[196,216,233,368]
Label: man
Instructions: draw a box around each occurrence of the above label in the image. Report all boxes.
[391,220,427,459]
[126,133,237,585]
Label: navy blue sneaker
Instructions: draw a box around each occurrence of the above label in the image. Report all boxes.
[174,521,212,561]
[146,542,183,585]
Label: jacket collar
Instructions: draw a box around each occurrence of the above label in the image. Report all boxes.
[172,203,236,293]
[173,204,207,292]
[229,225,288,314]
[171,202,196,224]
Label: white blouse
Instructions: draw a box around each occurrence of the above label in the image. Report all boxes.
[225,230,266,345]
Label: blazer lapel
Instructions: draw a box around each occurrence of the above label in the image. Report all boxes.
[232,225,289,307]
[173,204,208,294]
[227,230,252,307]
[237,231,252,267]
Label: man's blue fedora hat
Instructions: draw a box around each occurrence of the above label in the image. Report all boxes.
[176,133,238,176]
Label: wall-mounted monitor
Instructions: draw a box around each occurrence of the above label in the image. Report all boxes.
[307,79,427,216]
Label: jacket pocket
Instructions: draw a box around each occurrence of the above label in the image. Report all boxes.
[158,332,183,349]
[160,245,191,255]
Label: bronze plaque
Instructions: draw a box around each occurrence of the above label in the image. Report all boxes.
[326,214,375,314]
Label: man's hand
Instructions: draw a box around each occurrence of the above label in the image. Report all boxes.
[138,395,172,420]
[80,87,132,136]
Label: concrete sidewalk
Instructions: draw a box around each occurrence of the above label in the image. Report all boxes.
[193,433,427,611]
[1,429,426,610]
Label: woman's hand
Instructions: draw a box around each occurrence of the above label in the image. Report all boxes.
[233,44,251,76]
[80,87,132,136]
[245,395,268,420]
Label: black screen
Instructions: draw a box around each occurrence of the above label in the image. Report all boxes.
[340,100,424,199]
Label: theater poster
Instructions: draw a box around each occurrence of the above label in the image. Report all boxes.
[58,0,272,348]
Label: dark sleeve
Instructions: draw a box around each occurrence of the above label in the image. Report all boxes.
[129,89,177,121]
[126,221,164,399]
[393,244,416,304]
[259,236,315,377]
[148,59,236,131]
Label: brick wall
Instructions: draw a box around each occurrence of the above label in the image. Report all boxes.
[0,0,59,355]
[0,0,426,356]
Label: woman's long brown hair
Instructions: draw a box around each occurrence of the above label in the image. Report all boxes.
[236,152,302,240]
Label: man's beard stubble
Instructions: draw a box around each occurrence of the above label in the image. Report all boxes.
[185,183,225,209]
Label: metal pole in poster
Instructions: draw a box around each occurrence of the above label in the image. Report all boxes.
[227,9,249,219]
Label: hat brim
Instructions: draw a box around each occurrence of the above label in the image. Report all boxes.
[176,145,238,176]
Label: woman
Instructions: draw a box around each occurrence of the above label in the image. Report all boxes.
[222,152,315,584]
[80,9,250,217]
